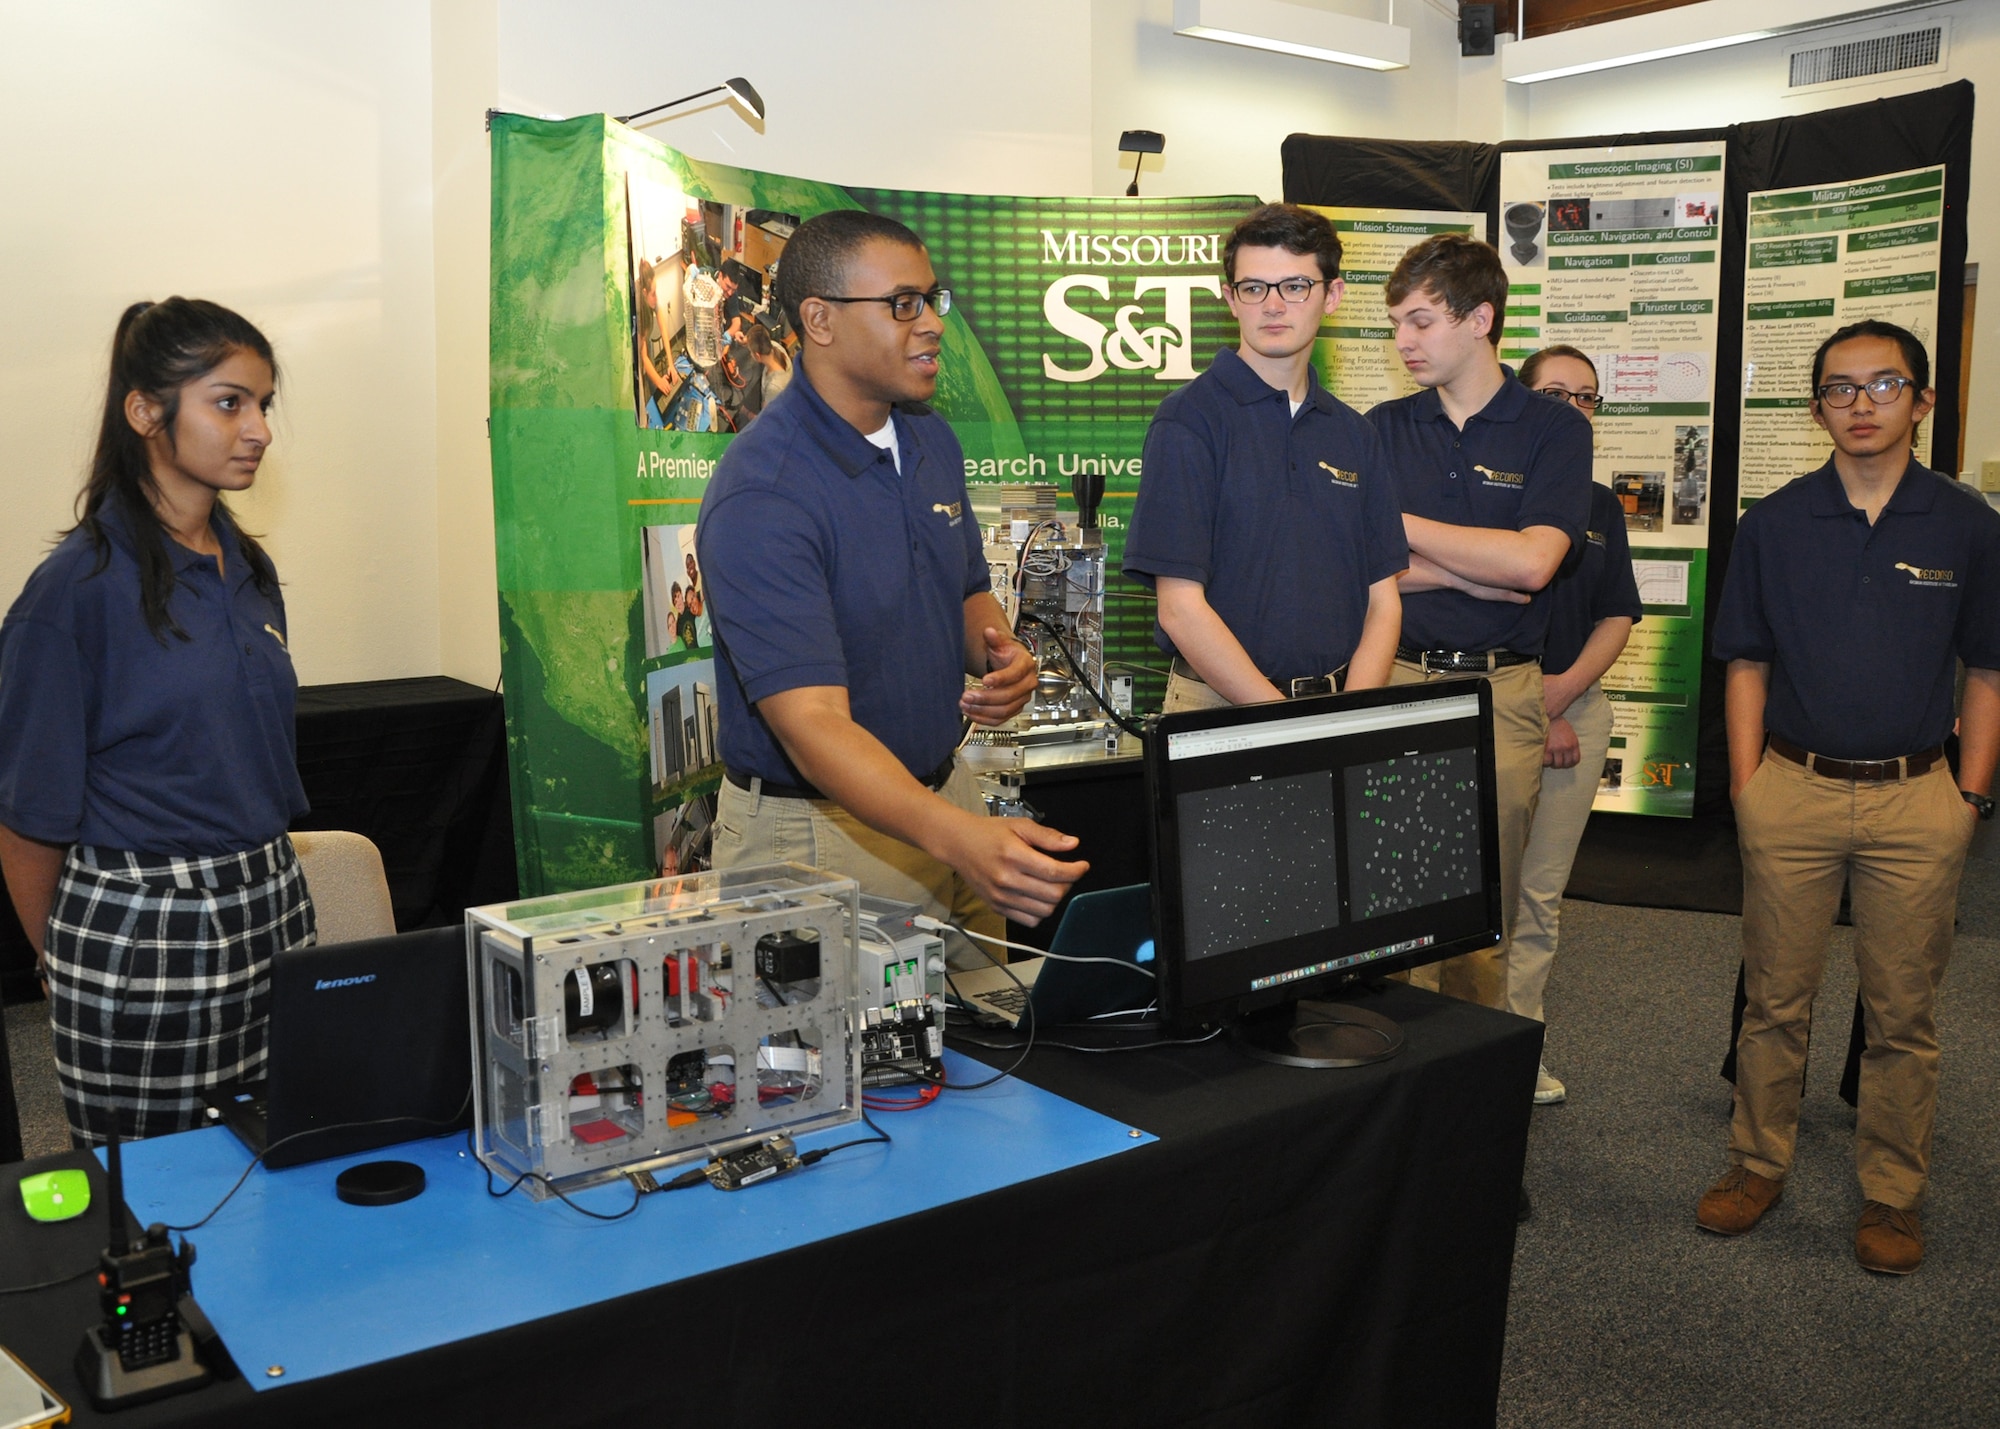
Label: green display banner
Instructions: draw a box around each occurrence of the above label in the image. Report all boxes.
[490,114,1256,893]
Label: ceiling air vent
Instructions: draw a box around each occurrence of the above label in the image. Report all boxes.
[1788,23,1946,91]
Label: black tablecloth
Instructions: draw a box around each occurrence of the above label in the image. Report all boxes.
[0,983,1536,1428]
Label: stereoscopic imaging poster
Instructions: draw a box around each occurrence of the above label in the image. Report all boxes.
[1487,141,1727,818]
[491,113,1256,892]
[1738,164,1946,504]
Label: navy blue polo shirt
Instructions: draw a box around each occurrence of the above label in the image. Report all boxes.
[696,358,987,786]
[1713,457,2000,760]
[1542,482,1644,677]
[1123,348,1408,681]
[0,504,307,855]
[1369,376,1593,655]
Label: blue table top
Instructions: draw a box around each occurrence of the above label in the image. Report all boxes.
[107,1052,1154,1390]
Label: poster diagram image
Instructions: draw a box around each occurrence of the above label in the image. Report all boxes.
[629,173,800,433]
[1600,757,1623,793]
[646,659,721,796]
[654,791,718,877]
[642,524,710,658]
[1592,196,1673,230]
[1548,197,1591,233]
[1677,194,1719,226]
[1631,558,1691,607]
[1597,351,1709,402]
[1504,202,1545,266]
[1672,425,1710,526]
[1613,471,1666,532]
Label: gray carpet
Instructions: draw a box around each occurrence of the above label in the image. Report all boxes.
[1507,849,2000,1428]
[8,853,1997,1424]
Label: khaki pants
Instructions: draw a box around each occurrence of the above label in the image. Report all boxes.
[1728,750,1976,1208]
[1386,657,1548,1009]
[1163,670,1232,714]
[711,763,1003,970]
[1507,681,1614,1025]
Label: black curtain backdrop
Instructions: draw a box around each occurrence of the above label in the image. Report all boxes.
[1283,81,1975,818]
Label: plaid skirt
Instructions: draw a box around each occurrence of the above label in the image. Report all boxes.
[44,836,317,1147]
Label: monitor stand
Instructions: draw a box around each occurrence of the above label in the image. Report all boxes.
[1231,996,1405,1069]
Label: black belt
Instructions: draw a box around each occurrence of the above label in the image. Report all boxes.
[1395,645,1537,673]
[1170,656,1345,698]
[1767,734,1944,783]
[725,756,956,803]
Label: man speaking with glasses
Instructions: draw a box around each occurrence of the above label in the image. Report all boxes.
[697,210,1088,954]
[1124,203,1408,711]
[1366,233,1593,1014]
[1695,320,2000,1275]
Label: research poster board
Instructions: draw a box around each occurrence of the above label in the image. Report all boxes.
[1495,141,1727,817]
[1738,164,1945,504]
[491,113,1255,893]
[1304,207,1481,407]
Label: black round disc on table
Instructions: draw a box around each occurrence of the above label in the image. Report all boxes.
[335,1160,426,1206]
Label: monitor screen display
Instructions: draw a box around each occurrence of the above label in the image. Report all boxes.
[1145,680,1501,1031]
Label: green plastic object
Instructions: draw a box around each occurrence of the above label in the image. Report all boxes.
[18,1168,91,1223]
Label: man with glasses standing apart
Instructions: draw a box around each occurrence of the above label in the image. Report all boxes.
[1368,234,1593,1013]
[1508,346,1640,1105]
[1124,203,1407,712]
[1695,320,2000,1274]
[698,210,1088,956]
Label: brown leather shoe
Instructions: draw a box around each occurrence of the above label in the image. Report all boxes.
[1696,1166,1783,1235]
[1855,1202,1924,1275]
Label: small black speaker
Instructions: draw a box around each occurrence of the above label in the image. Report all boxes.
[1460,3,1496,57]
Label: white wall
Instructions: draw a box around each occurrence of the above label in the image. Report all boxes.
[1515,0,2000,476]
[433,0,502,688]
[0,1,443,686]
[493,0,1097,196]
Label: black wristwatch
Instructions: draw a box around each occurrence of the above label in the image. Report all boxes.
[1962,789,1996,821]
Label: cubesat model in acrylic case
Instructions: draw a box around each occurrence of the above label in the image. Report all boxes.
[466,863,862,1200]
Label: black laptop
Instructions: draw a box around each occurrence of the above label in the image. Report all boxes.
[202,925,473,1169]
[948,884,1156,1028]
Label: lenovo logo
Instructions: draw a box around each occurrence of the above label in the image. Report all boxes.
[314,974,377,991]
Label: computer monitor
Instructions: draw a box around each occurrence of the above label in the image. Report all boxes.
[1144,679,1501,1066]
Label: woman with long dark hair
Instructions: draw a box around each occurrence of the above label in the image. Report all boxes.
[0,297,314,1146]
[1507,345,1640,1105]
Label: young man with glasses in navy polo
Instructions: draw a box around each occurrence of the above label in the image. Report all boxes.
[1695,319,2000,1275]
[697,210,1088,959]
[1367,234,1594,1012]
[1123,203,1408,712]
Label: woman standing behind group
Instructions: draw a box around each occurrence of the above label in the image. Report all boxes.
[1508,345,1642,1105]
[0,298,315,1147]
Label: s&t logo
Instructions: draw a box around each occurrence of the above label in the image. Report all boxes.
[1037,229,1225,384]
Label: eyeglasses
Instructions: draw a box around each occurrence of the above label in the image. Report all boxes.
[1537,386,1603,411]
[1814,375,1917,408]
[820,288,952,321]
[1225,277,1326,304]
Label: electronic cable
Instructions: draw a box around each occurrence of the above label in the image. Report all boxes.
[795,1109,892,1166]
[935,949,1038,1089]
[1017,611,1149,741]
[164,1087,477,1234]
[0,1264,97,1297]
[917,916,1154,979]
[949,1024,1226,1055]
[481,1152,652,1220]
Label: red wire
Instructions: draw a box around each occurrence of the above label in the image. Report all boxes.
[864,1083,942,1111]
